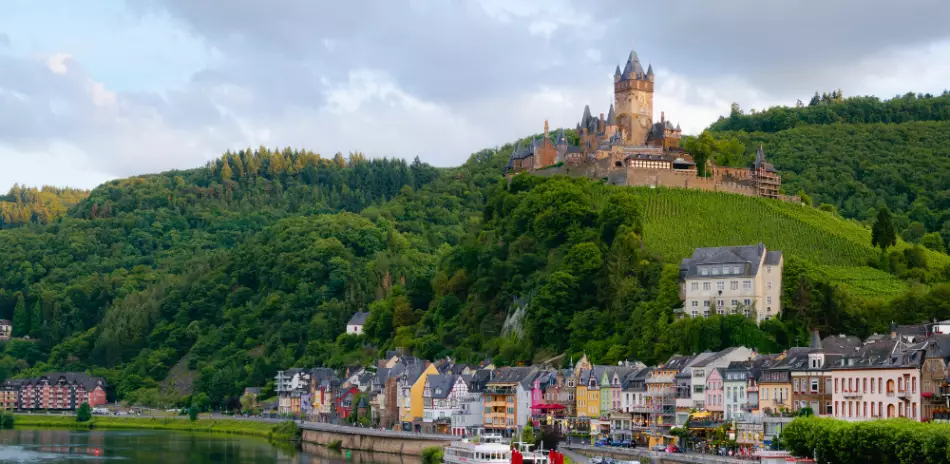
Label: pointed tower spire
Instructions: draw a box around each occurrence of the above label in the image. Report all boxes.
[614,65,621,77]
[647,64,654,76]
[606,104,616,125]
[810,329,822,350]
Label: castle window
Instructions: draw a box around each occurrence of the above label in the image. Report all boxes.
[615,161,622,167]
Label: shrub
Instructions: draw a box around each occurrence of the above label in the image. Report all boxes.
[76,403,92,423]
[188,405,198,422]
[327,439,343,450]
[422,446,444,464]
[0,410,14,429]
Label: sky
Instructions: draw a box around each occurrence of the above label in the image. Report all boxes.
[3,0,950,190]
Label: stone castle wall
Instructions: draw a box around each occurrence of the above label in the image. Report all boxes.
[518,165,801,204]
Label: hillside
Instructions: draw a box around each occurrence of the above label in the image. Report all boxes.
[2,128,950,409]
[636,188,948,298]
[0,185,89,228]
[707,92,950,252]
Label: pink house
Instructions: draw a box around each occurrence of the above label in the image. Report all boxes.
[705,368,724,419]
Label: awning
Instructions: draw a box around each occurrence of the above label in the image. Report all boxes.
[531,404,566,410]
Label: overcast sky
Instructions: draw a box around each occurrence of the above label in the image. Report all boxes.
[3,0,950,190]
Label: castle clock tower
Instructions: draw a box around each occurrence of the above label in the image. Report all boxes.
[613,50,654,145]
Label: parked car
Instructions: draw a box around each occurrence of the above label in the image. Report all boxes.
[594,439,609,447]
[651,444,666,452]
[591,456,604,464]
[617,440,632,448]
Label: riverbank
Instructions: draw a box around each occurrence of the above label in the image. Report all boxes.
[13,414,299,441]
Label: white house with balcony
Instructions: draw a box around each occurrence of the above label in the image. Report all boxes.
[679,243,783,323]
[829,339,924,421]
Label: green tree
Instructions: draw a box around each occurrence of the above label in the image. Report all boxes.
[0,410,14,429]
[188,405,199,422]
[29,300,42,338]
[921,232,945,253]
[871,207,897,251]
[76,402,92,422]
[11,294,27,338]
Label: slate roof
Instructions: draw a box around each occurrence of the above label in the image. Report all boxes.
[347,312,370,326]
[690,347,743,368]
[680,243,780,280]
[426,374,456,399]
[6,372,106,391]
[753,144,777,173]
[487,366,538,387]
[662,355,694,371]
[468,369,493,392]
[822,335,863,354]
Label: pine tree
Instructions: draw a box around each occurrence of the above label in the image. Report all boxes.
[11,294,27,337]
[29,300,42,338]
[872,207,897,251]
[220,159,233,181]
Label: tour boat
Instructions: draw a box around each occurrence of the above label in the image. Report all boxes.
[443,435,511,464]
[443,435,556,464]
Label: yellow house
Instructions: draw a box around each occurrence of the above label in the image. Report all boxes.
[406,364,439,422]
[758,369,792,413]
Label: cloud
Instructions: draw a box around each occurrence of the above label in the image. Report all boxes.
[3,0,950,190]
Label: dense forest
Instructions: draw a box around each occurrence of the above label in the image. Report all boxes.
[700,91,950,253]
[4,91,950,409]
[0,185,89,228]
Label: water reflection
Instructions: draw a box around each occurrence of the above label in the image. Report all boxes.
[0,429,425,464]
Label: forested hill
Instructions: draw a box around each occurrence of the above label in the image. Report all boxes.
[704,91,950,255]
[0,185,89,228]
[709,91,950,133]
[2,119,950,410]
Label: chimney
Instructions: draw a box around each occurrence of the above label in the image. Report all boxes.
[544,120,549,139]
[661,111,665,123]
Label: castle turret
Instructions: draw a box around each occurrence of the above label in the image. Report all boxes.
[614,65,621,83]
[614,48,654,145]
[646,64,654,82]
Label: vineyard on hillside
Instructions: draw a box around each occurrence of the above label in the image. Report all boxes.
[632,187,948,298]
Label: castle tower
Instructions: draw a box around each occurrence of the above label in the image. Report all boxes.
[614,49,654,145]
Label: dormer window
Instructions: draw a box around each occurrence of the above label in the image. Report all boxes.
[701,267,708,276]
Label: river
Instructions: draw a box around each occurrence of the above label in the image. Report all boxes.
[0,429,424,464]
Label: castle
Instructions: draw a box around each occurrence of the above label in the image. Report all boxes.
[507,49,790,201]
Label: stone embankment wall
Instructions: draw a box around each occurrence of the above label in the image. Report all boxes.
[300,423,454,456]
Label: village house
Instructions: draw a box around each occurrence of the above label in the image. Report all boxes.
[346,312,370,336]
[483,367,537,435]
[829,338,924,421]
[451,369,489,437]
[679,243,784,323]
[0,319,11,340]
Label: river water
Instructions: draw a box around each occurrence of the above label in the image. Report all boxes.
[0,429,424,464]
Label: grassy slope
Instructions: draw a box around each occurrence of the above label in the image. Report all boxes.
[12,415,290,439]
[632,187,949,298]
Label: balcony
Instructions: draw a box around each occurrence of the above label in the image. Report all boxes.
[842,391,862,398]
[896,390,910,399]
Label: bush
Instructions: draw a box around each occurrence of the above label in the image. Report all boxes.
[188,405,199,422]
[76,402,92,423]
[422,446,444,464]
[327,439,343,450]
[271,420,301,441]
[1,410,14,429]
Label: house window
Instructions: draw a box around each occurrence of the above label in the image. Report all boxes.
[743,280,751,290]
[766,296,772,305]
[704,301,710,307]
[732,266,740,274]
[717,281,724,291]
[712,268,719,275]
[703,282,711,291]
[730,281,738,290]
[691,310,698,317]
[692,301,698,307]
[701,268,708,276]
[811,380,819,393]
[731,300,738,307]
[767,266,772,274]
[767,281,772,290]
[717,300,724,308]
[691,282,699,291]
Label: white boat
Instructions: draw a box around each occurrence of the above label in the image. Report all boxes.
[444,435,511,464]
[443,436,551,464]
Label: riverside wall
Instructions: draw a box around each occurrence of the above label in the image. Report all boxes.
[300,423,455,456]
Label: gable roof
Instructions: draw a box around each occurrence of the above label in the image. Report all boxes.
[426,374,456,399]
[347,312,370,326]
[680,243,779,280]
